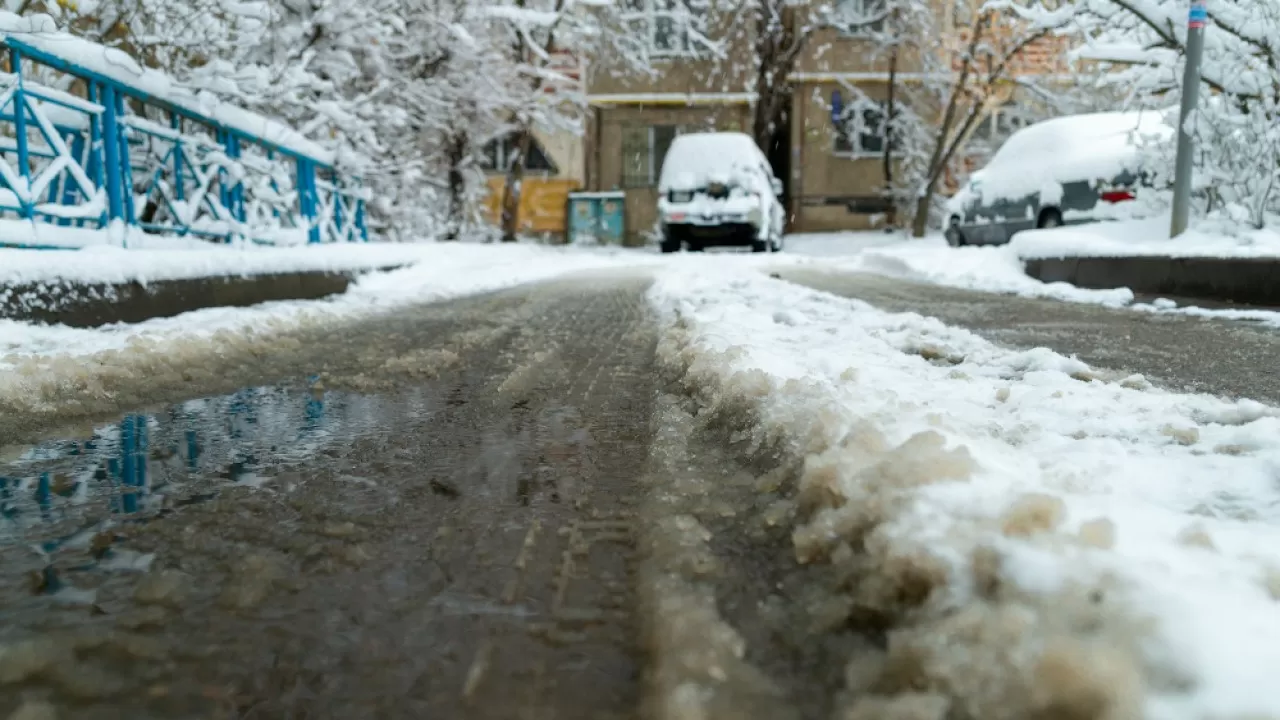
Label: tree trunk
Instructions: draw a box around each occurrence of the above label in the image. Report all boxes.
[443,129,468,242]
[882,32,899,228]
[911,190,932,238]
[499,129,532,243]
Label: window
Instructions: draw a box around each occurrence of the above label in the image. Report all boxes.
[478,135,557,173]
[623,0,707,57]
[621,125,681,188]
[835,103,891,157]
[836,0,887,33]
[971,105,1034,147]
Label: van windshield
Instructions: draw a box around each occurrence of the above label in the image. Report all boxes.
[658,133,771,193]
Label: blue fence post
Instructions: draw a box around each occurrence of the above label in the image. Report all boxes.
[333,183,344,242]
[60,133,86,226]
[100,84,124,229]
[116,91,135,228]
[298,158,320,244]
[226,133,244,226]
[170,111,184,205]
[86,84,105,229]
[11,48,30,219]
[356,195,368,242]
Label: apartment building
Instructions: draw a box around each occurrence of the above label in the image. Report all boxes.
[581,0,1076,242]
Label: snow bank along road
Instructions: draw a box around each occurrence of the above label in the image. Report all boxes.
[4,260,1280,719]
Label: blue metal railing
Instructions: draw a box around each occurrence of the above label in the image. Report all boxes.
[0,34,368,246]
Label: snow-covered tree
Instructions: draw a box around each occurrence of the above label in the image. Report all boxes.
[1078,0,1280,229]
[836,0,1081,235]
[483,0,652,242]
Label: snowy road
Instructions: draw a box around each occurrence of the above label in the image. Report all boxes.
[779,267,1280,404]
[6,260,1280,719]
[0,273,840,720]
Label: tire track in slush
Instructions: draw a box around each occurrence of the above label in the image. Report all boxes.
[0,273,657,720]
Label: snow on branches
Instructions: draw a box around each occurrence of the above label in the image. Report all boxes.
[1079,0,1280,228]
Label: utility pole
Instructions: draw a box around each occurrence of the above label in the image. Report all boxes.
[1170,0,1207,238]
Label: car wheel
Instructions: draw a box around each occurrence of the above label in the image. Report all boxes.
[1038,208,1063,229]
[751,240,769,253]
[687,242,705,252]
[946,217,965,247]
[769,239,782,253]
[659,237,680,253]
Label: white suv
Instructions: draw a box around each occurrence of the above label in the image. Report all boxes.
[657,132,785,253]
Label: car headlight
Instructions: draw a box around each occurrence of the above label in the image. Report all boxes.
[668,190,694,203]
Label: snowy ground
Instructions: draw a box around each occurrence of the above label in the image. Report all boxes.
[7,236,1280,714]
[785,230,1280,326]
[1014,215,1280,259]
[5,229,1278,407]
[0,243,648,410]
[649,261,1280,719]
[0,241,449,286]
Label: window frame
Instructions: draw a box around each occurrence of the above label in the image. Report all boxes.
[833,103,892,159]
[835,0,888,35]
[478,135,558,174]
[622,0,706,59]
[620,124,685,188]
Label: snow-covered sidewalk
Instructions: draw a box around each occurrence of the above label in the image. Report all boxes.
[649,262,1280,719]
[0,242,446,287]
[785,230,1280,326]
[0,243,645,411]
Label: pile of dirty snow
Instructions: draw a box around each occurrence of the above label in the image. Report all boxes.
[649,262,1280,719]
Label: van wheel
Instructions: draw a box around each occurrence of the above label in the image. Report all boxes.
[1038,208,1063,229]
[751,240,769,253]
[660,237,680,253]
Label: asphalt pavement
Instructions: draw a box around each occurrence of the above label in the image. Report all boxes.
[4,265,1278,719]
[777,267,1280,404]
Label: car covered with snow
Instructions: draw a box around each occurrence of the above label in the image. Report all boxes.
[657,132,785,253]
[945,111,1171,247]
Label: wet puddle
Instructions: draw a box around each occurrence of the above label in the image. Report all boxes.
[0,379,423,611]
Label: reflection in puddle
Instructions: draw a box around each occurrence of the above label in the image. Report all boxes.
[0,381,407,561]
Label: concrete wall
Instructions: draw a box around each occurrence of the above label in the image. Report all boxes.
[1,270,389,328]
[791,79,896,232]
[1024,256,1280,307]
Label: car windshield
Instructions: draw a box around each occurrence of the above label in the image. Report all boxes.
[658,133,770,194]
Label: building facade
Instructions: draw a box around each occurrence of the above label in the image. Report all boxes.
[580,0,1077,243]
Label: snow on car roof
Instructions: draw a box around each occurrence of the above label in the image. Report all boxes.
[658,132,770,192]
[977,110,1171,202]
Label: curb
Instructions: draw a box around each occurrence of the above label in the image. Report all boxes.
[1023,256,1280,306]
[1,267,401,328]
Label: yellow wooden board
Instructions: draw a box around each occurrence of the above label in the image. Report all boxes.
[484,177,579,234]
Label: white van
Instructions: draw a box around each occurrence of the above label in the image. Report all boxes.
[656,132,785,253]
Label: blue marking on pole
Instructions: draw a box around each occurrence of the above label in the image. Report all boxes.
[1188,1,1207,28]
[831,90,844,125]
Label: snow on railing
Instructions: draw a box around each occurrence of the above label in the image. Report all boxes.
[0,28,368,247]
